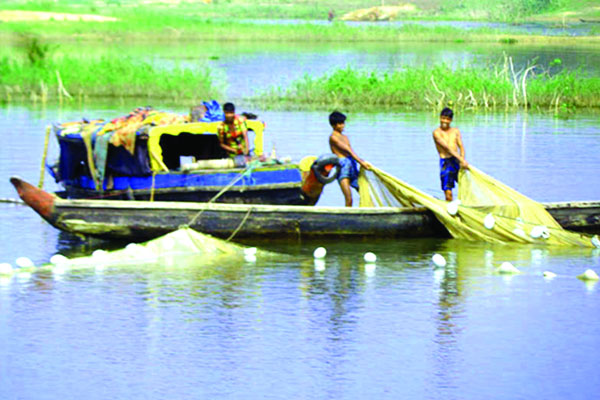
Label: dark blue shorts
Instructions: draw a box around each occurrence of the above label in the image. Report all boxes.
[338,156,359,190]
[440,157,460,191]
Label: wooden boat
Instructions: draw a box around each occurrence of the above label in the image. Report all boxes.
[11,177,600,242]
[47,106,336,205]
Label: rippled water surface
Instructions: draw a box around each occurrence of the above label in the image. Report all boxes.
[1,104,599,399]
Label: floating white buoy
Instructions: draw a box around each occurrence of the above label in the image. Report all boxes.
[244,254,257,263]
[313,247,327,259]
[126,243,150,258]
[512,228,526,238]
[577,269,599,281]
[497,261,520,274]
[446,200,460,216]
[244,247,257,256]
[364,263,376,277]
[314,259,326,271]
[50,254,69,265]
[530,225,549,239]
[364,252,377,263]
[92,249,109,259]
[0,263,14,275]
[483,214,495,230]
[541,227,550,239]
[543,271,557,279]
[125,243,142,253]
[432,253,446,268]
[15,257,34,268]
[591,235,600,248]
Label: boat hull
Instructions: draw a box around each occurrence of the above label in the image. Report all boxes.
[10,177,600,242]
[49,201,447,241]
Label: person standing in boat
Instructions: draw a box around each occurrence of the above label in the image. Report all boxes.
[328,111,372,207]
[217,102,250,157]
[432,107,469,202]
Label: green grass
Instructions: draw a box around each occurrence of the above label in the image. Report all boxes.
[256,62,600,112]
[1,0,599,44]
[2,18,599,46]
[2,0,596,22]
[0,54,219,104]
[438,0,567,22]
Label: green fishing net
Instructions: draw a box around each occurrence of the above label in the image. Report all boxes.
[359,165,598,247]
[1,228,273,276]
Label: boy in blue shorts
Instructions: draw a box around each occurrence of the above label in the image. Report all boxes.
[433,107,469,201]
[328,111,372,207]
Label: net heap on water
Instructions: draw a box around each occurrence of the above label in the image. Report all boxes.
[1,228,274,275]
[358,165,598,248]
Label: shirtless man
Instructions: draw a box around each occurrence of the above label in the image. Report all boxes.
[328,111,371,207]
[432,107,469,201]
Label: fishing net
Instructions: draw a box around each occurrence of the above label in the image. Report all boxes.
[0,228,274,276]
[358,165,598,248]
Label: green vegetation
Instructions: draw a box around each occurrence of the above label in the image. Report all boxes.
[0,53,219,104]
[2,19,598,46]
[0,0,598,44]
[0,1,596,113]
[257,59,600,112]
[2,0,598,23]
[439,0,567,22]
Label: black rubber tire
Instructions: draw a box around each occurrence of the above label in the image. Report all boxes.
[311,154,341,185]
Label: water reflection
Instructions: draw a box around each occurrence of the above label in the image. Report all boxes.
[1,88,600,397]
[299,256,361,342]
[2,233,600,398]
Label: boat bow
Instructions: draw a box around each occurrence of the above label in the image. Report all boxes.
[10,176,55,219]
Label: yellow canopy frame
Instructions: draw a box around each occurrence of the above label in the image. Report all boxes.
[147,120,265,171]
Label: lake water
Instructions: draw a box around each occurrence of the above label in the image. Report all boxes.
[4,39,600,102]
[1,104,599,399]
[241,18,598,36]
[150,41,600,99]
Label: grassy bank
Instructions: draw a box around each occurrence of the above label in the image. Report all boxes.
[1,1,599,44]
[0,54,219,104]
[2,0,598,23]
[256,61,600,112]
[2,19,599,46]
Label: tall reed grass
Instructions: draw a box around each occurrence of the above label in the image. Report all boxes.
[258,57,600,112]
[0,55,219,104]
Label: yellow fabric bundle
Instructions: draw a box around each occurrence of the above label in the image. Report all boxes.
[359,166,596,247]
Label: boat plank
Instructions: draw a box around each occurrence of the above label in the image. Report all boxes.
[11,177,600,241]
